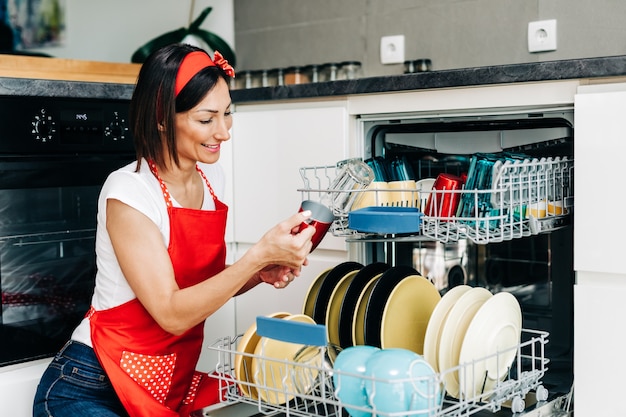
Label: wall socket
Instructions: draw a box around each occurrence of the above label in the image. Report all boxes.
[528,19,557,53]
[380,35,405,64]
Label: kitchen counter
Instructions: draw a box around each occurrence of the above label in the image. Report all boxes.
[230,55,626,103]
[1,55,626,102]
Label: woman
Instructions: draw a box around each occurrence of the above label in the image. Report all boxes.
[33,44,315,417]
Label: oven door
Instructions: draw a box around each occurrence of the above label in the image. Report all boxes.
[0,154,134,366]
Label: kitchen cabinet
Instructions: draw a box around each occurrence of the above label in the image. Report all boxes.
[230,100,349,251]
[228,100,351,333]
[573,83,626,416]
[574,84,626,274]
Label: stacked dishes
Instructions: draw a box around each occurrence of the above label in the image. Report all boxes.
[303,261,441,354]
[423,285,522,399]
[235,312,319,405]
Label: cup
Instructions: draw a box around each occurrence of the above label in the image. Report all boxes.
[324,158,375,215]
[424,173,464,218]
[298,200,335,252]
[351,181,390,210]
[386,180,417,207]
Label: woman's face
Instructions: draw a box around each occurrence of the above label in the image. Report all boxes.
[174,77,233,166]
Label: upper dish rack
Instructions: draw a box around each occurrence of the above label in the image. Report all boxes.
[298,156,573,245]
[206,318,552,417]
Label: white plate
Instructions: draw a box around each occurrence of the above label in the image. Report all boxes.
[458,292,522,400]
[380,275,441,354]
[438,287,493,399]
[252,314,317,405]
[423,285,472,372]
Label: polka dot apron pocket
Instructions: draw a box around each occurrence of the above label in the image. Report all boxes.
[120,351,177,404]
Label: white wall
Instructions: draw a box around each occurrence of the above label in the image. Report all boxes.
[30,0,234,63]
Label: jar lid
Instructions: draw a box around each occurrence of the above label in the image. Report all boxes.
[339,61,362,66]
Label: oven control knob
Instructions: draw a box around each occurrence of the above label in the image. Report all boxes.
[104,111,129,140]
[31,109,56,142]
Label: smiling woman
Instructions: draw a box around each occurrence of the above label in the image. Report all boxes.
[32,43,316,417]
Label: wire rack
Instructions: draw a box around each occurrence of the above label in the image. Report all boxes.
[206,317,550,417]
[298,157,573,244]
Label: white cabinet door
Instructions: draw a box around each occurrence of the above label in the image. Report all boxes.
[574,84,626,274]
[230,102,348,251]
[574,272,626,417]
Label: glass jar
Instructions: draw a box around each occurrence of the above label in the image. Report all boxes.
[339,61,362,80]
[415,59,432,72]
[284,66,310,85]
[303,64,320,83]
[319,62,340,82]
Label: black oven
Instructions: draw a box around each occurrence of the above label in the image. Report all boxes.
[0,95,134,366]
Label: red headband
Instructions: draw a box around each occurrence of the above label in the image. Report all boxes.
[174,50,235,96]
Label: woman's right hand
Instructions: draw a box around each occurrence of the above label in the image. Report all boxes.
[252,210,316,271]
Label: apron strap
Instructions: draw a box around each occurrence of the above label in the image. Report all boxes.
[148,160,218,208]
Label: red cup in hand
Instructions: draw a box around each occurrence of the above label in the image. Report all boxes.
[298,200,335,252]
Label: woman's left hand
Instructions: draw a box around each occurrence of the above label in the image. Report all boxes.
[257,264,303,289]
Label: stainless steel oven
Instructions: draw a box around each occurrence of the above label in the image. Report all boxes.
[0,95,134,367]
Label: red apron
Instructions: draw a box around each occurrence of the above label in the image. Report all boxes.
[88,162,228,417]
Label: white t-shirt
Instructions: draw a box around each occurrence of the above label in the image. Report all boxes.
[71,158,226,346]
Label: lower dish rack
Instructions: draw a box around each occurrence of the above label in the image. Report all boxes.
[206,317,551,417]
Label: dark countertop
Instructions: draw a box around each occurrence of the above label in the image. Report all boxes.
[231,55,626,104]
[2,55,626,103]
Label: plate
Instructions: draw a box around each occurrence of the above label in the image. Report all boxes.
[252,314,317,405]
[352,274,383,346]
[338,262,390,348]
[312,262,363,324]
[380,275,441,354]
[363,265,420,347]
[458,292,522,400]
[234,312,290,399]
[325,270,360,348]
[302,267,333,317]
[423,285,472,372]
[438,287,493,399]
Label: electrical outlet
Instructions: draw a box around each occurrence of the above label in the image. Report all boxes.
[380,35,405,64]
[528,19,557,53]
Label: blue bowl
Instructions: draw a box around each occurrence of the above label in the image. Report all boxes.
[364,348,441,416]
[332,345,379,417]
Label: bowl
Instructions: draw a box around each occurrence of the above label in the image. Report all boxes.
[332,345,380,417]
[364,349,441,416]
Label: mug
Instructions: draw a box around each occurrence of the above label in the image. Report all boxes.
[298,200,335,251]
[424,173,464,218]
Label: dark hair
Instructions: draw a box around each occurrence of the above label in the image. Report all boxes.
[129,43,231,171]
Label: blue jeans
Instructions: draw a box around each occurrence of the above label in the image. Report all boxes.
[33,340,129,417]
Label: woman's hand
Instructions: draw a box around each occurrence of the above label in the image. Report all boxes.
[250,210,316,271]
[257,264,300,288]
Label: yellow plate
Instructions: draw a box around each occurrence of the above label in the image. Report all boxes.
[351,273,383,345]
[423,285,472,372]
[234,312,290,399]
[302,268,333,317]
[438,287,493,399]
[252,314,317,405]
[325,270,359,348]
[380,275,441,354]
